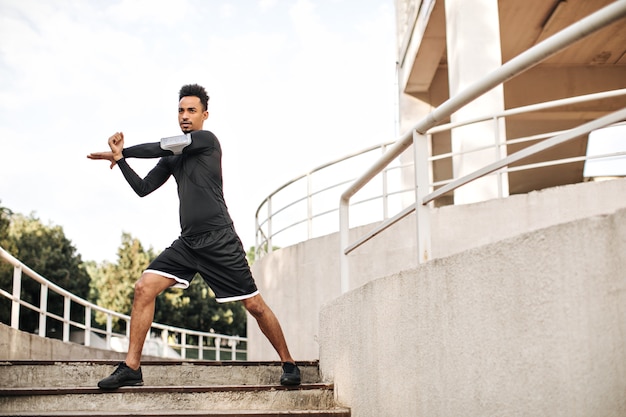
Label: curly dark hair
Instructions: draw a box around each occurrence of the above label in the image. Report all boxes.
[179,84,209,111]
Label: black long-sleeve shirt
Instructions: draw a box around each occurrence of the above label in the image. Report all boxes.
[117,130,233,236]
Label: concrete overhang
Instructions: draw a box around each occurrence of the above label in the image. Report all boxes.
[398,0,626,104]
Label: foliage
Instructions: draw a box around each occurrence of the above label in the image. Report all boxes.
[0,210,91,334]
[246,245,280,265]
[246,246,256,265]
[89,233,154,332]
[0,203,14,251]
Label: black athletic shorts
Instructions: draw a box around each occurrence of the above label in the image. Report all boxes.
[145,226,259,303]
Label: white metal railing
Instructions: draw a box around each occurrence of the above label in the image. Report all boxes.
[339,0,626,292]
[255,141,406,259]
[255,88,626,263]
[0,246,246,360]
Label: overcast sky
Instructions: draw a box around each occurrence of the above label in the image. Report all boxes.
[0,0,397,263]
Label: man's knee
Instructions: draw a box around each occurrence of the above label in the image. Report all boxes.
[134,272,173,300]
[242,294,267,318]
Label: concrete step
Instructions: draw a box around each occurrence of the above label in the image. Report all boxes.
[0,360,321,387]
[0,384,348,415]
[0,361,350,416]
[0,411,350,417]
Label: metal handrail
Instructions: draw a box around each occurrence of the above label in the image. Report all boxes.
[0,246,246,360]
[423,109,626,204]
[339,0,626,292]
[255,141,396,258]
[342,110,626,257]
[253,88,626,263]
[253,87,626,262]
[426,88,626,136]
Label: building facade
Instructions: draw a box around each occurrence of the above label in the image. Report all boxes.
[395,0,625,205]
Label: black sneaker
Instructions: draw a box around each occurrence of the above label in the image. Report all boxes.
[98,362,144,390]
[280,362,301,386]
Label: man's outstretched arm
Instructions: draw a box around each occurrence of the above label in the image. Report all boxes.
[89,130,218,165]
[87,132,170,197]
[87,132,124,169]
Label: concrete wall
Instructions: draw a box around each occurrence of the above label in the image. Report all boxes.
[319,208,626,417]
[0,323,127,361]
[248,218,422,360]
[247,178,626,361]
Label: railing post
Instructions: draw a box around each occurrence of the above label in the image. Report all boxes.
[39,284,48,337]
[106,314,113,350]
[381,144,389,220]
[413,131,431,263]
[493,115,509,198]
[84,305,91,347]
[198,335,204,360]
[181,331,187,359]
[255,218,259,259]
[267,197,273,254]
[215,337,222,361]
[230,339,237,360]
[11,264,22,329]
[63,296,70,342]
[161,328,169,353]
[339,197,350,293]
[307,173,313,239]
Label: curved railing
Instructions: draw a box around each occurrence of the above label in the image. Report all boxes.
[255,141,406,258]
[255,87,626,262]
[0,246,246,360]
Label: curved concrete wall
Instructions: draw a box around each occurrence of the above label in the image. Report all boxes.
[319,207,626,416]
[247,179,626,361]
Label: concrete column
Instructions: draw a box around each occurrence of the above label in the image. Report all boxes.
[445,0,509,204]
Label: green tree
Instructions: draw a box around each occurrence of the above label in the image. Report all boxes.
[0,212,90,335]
[89,232,154,332]
[246,245,280,265]
[246,246,256,265]
[0,203,14,248]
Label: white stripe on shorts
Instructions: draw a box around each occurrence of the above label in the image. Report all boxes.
[144,269,190,289]
[216,290,259,303]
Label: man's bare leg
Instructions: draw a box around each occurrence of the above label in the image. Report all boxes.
[241,294,295,363]
[125,272,175,370]
[242,294,300,385]
[98,272,174,389]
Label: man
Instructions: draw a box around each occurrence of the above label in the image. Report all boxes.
[87,84,300,389]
